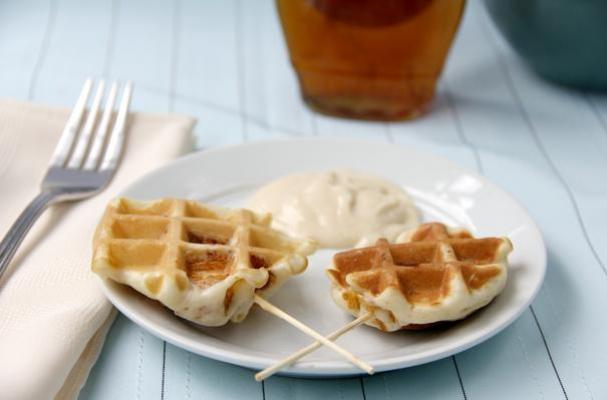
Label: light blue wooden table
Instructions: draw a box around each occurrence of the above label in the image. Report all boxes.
[2,0,607,399]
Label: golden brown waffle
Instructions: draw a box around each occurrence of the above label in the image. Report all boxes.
[327,223,512,331]
[93,198,316,326]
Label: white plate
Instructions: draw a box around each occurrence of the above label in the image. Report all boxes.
[100,138,546,377]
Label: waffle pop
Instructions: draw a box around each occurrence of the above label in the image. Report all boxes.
[92,198,315,326]
[327,223,512,331]
[93,198,373,376]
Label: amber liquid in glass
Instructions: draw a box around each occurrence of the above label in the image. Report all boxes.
[276,0,465,120]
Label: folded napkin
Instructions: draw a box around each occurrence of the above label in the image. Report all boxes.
[0,99,196,400]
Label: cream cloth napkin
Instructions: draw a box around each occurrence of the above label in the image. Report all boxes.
[0,100,196,400]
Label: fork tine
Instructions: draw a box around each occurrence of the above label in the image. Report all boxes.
[83,82,118,170]
[49,79,92,167]
[67,80,105,169]
[100,81,133,171]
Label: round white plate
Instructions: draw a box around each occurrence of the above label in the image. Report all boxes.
[100,138,546,377]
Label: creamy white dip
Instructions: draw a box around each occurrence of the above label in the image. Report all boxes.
[248,170,419,248]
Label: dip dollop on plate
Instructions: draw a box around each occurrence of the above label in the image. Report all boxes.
[248,170,419,248]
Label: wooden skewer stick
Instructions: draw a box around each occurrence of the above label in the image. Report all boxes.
[255,312,373,381]
[253,295,374,375]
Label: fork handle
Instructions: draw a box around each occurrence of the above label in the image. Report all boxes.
[0,192,57,281]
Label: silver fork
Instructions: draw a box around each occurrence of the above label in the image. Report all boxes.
[0,79,133,280]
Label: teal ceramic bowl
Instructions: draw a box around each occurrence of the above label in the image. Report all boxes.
[484,0,607,90]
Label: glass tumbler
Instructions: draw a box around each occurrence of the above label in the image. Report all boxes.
[276,0,466,120]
